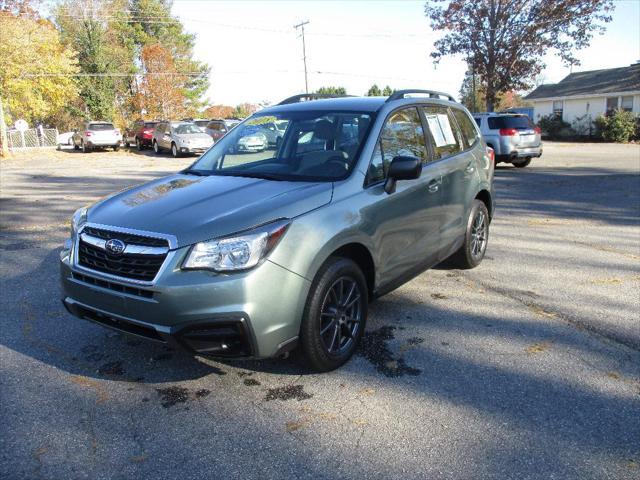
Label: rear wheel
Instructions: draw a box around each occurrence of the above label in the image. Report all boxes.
[448,199,489,269]
[300,257,368,372]
[113,144,120,152]
[512,157,531,168]
[153,140,160,154]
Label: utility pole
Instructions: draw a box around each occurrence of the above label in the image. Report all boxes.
[294,20,310,94]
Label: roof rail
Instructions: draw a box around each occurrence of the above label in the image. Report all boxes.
[277,93,353,105]
[386,89,456,103]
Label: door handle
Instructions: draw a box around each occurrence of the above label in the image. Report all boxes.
[427,178,441,193]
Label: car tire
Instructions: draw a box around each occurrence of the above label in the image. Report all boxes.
[448,199,489,269]
[171,143,179,158]
[153,140,160,154]
[300,257,368,372]
[73,142,80,151]
[124,139,129,148]
[81,140,89,153]
[512,157,531,168]
[113,144,120,152]
[136,137,143,151]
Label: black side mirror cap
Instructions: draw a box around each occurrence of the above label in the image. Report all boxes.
[384,155,422,194]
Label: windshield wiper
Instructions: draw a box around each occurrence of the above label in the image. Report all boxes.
[182,169,208,176]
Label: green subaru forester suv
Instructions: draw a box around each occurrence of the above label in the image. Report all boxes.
[60,90,495,371]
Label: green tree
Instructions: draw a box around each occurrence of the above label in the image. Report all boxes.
[459,68,485,112]
[381,85,395,96]
[426,0,614,111]
[315,86,347,96]
[55,0,134,121]
[366,84,382,96]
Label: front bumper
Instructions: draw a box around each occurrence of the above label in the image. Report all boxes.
[179,146,210,154]
[59,245,310,358]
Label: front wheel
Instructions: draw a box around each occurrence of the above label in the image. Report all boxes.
[448,199,489,269]
[171,143,179,158]
[153,140,160,154]
[113,144,120,152]
[300,257,368,372]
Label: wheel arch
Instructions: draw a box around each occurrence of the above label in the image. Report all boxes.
[325,242,376,298]
[475,189,493,219]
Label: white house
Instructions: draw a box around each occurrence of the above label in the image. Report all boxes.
[525,63,640,126]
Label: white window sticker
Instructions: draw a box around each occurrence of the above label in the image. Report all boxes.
[437,114,457,145]
[426,115,446,147]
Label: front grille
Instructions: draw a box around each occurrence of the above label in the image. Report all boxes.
[71,272,154,298]
[78,237,167,282]
[82,226,169,248]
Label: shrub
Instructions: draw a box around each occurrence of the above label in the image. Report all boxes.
[537,114,574,140]
[594,110,636,143]
[571,114,595,137]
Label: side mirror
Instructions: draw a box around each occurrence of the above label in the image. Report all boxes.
[384,156,422,194]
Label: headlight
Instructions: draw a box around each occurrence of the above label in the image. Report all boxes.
[70,207,87,237]
[182,220,289,272]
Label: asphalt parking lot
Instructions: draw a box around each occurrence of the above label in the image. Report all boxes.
[1,143,639,479]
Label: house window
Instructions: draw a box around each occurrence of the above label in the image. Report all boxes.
[621,96,634,112]
[606,97,619,114]
[552,100,563,118]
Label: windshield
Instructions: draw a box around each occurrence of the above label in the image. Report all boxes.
[187,111,373,181]
[174,123,203,134]
[488,116,533,130]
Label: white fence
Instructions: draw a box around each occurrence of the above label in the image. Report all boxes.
[7,128,59,150]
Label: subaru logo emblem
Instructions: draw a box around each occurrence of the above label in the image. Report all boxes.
[105,239,126,255]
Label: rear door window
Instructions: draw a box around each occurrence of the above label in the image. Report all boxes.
[487,116,533,130]
[367,107,427,184]
[451,108,480,149]
[421,106,462,159]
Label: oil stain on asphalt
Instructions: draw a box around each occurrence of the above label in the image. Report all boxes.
[265,385,312,401]
[357,326,422,377]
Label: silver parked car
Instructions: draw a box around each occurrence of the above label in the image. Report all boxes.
[152,121,214,157]
[473,113,542,167]
[72,122,122,153]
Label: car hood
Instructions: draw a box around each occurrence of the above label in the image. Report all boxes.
[87,174,333,248]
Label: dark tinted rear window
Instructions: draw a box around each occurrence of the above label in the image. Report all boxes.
[144,122,158,128]
[89,123,115,131]
[487,116,532,129]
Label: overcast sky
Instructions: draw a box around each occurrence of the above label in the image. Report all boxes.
[171,0,640,106]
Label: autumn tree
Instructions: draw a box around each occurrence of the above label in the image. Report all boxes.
[459,69,485,112]
[425,0,614,111]
[135,44,189,119]
[0,12,78,125]
[204,105,235,119]
[233,103,259,119]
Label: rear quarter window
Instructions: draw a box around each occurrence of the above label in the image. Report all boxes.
[451,108,480,149]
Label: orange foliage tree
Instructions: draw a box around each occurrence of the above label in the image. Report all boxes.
[204,105,235,119]
[134,44,190,120]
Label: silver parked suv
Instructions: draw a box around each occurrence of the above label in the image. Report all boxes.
[61,90,495,371]
[473,113,542,167]
[72,122,122,153]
